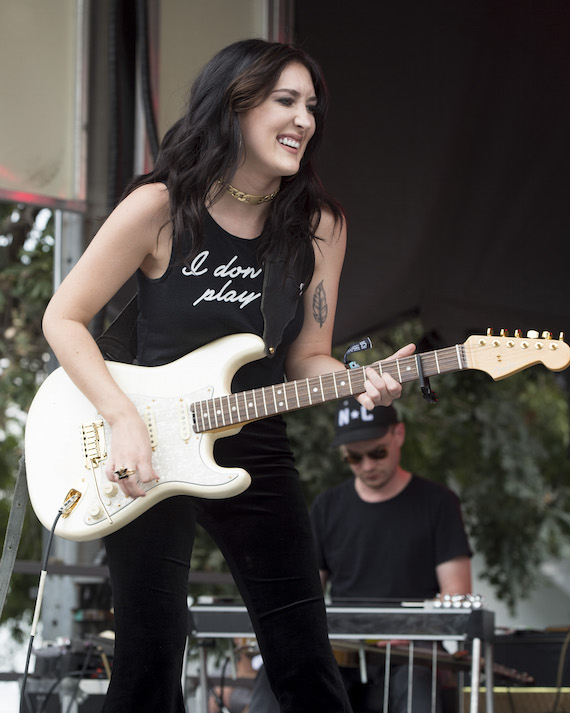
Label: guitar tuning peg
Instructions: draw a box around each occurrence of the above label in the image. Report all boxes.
[560,332,565,342]
[500,329,509,337]
[542,331,552,340]
[526,330,539,339]
[486,327,493,336]
[514,329,522,338]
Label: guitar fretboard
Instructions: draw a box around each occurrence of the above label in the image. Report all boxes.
[191,345,467,433]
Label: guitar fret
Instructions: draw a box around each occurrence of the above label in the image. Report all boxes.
[297,379,311,408]
[320,372,336,402]
[264,386,276,417]
[340,371,349,397]
[224,394,232,425]
[282,382,295,410]
[346,369,353,395]
[307,376,323,404]
[214,398,223,428]
[351,367,367,395]
[193,403,201,432]
[206,399,216,429]
[235,392,245,422]
[241,391,251,420]
[394,358,408,383]
[434,351,440,374]
[219,396,227,426]
[332,371,339,399]
[261,386,268,418]
[219,398,227,427]
[293,380,301,408]
[249,389,259,418]
[226,393,236,424]
[201,400,210,429]
[273,384,286,413]
[306,378,313,405]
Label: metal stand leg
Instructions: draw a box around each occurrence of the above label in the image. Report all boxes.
[431,642,438,713]
[485,642,494,713]
[198,640,209,713]
[407,642,414,713]
[458,671,465,713]
[359,643,368,684]
[470,638,481,713]
[383,642,391,713]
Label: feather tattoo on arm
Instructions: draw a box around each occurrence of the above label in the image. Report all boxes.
[312,280,328,327]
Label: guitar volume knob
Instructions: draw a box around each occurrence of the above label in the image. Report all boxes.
[102,482,118,497]
[88,504,103,519]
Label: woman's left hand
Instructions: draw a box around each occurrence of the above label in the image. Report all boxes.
[357,342,416,410]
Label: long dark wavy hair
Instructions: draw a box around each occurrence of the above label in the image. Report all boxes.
[125,38,343,281]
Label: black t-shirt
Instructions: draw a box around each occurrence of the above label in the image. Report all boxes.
[310,475,472,601]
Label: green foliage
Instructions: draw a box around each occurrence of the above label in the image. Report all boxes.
[286,320,570,612]
[0,203,52,630]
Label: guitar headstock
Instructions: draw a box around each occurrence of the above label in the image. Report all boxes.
[464,329,570,380]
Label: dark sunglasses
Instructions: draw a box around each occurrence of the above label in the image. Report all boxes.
[342,447,389,465]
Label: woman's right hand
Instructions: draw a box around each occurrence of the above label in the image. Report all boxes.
[105,405,159,499]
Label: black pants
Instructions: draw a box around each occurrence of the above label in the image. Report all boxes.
[101,469,352,713]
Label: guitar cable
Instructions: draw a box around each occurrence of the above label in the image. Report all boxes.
[19,493,79,713]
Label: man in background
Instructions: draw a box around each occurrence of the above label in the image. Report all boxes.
[311,397,472,713]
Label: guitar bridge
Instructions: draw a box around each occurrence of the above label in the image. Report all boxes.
[81,420,107,468]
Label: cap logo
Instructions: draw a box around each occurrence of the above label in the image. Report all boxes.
[337,404,374,428]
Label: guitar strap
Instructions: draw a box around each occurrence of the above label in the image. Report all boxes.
[260,245,314,357]
[96,293,139,363]
[0,456,29,620]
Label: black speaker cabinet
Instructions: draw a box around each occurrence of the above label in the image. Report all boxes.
[493,632,570,687]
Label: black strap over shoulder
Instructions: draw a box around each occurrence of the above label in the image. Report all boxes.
[260,245,314,357]
[95,294,139,363]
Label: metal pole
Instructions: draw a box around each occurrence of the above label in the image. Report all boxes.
[485,641,494,713]
[470,638,481,713]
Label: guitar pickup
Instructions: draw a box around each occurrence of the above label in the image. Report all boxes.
[81,421,107,468]
[143,406,158,450]
[178,399,192,443]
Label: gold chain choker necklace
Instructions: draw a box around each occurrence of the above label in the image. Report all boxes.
[221,181,280,205]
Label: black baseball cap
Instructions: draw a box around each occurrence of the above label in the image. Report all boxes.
[331,396,399,447]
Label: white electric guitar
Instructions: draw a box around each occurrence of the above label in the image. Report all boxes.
[25,329,569,542]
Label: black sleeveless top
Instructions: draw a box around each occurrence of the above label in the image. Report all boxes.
[136,210,305,470]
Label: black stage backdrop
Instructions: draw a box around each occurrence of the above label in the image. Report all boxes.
[294,0,570,350]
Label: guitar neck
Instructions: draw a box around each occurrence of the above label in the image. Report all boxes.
[192,345,467,433]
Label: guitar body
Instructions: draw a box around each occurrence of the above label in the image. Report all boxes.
[25,333,266,542]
